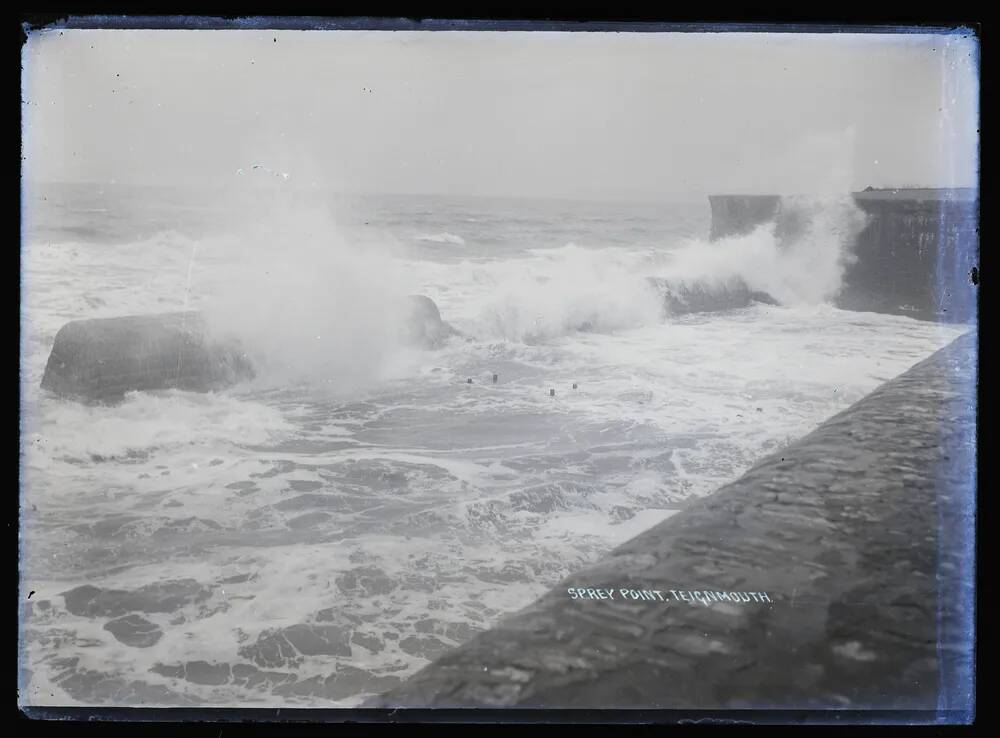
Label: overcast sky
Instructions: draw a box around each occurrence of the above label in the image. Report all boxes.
[21,29,979,199]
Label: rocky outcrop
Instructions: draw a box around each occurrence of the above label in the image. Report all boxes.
[369,331,976,713]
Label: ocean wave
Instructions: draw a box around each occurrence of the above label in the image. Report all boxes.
[22,390,293,466]
[470,244,663,343]
[21,196,870,391]
[416,232,466,245]
[652,195,868,307]
[449,196,868,343]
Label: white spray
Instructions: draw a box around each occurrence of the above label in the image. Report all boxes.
[655,195,869,306]
[200,169,418,394]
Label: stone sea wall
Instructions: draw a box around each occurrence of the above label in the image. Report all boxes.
[708,188,979,323]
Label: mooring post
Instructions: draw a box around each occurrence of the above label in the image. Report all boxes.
[550,388,555,397]
[493,374,498,384]
[572,383,578,389]
[467,378,473,384]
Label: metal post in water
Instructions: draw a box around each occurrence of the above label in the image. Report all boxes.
[492,374,498,384]
[467,378,473,384]
[550,388,555,397]
[572,383,578,389]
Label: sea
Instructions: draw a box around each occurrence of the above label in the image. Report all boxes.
[18,180,966,707]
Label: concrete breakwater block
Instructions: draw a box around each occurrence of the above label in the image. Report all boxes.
[40,295,458,404]
[40,312,255,404]
[369,331,976,711]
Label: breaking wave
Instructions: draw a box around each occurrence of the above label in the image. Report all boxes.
[454,195,868,343]
[417,232,466,246]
